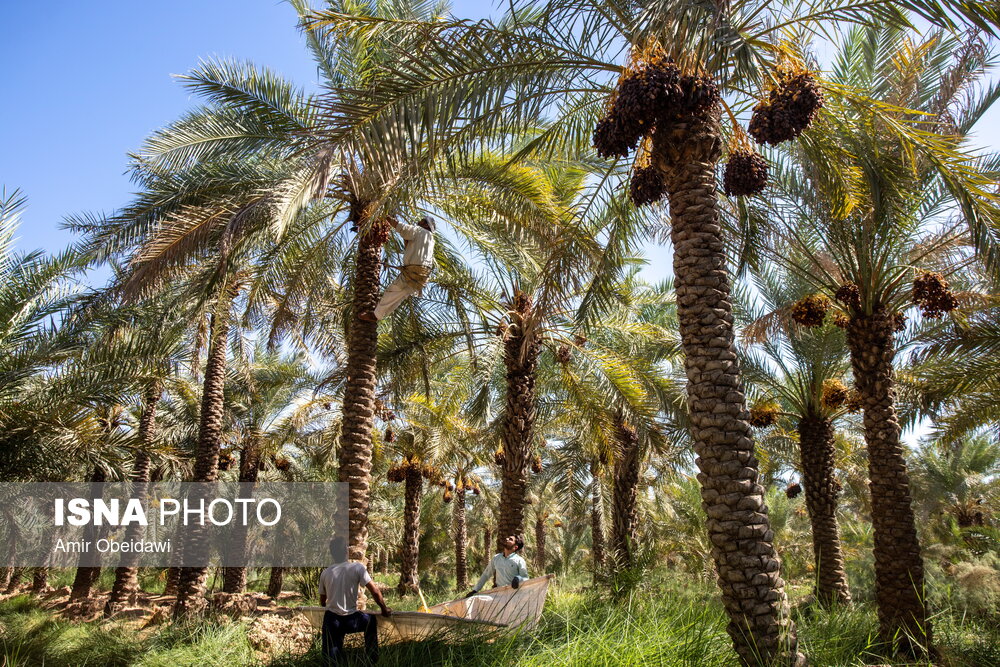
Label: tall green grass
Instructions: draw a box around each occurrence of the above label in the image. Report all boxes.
[3,576,999,666]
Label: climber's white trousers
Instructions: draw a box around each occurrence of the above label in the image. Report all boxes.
[374,275,420,320]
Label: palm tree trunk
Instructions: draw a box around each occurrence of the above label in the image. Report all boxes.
[2,517,20,592]
[454,487,468,591]
[497,293,540,550]
[339,218,390,568]
[397,464,422,595]
[483,526,492,565]
[266,567,284,598]
[71,465,107,600]
[653,112,802,667]
[222,443,260,594]
[591,473,605,580]
[175,292,232,617]
[106,383,161,615]
[534,516,546,572]
[797,415,851,607]
[846,311,931,654]
[4,567,23,593]
[31,567,47,593]
[381,548,390,574]
[611,420,640,568]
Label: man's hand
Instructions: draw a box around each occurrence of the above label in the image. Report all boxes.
[464,590,477,598]
[511,576,521,590]
[380,605,392,617]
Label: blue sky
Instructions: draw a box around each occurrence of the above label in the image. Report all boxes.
[0,0,493,256]
[1,0,996,284]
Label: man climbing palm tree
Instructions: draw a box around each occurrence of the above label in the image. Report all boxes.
[360,216,436,321]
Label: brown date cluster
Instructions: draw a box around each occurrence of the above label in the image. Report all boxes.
[594,51,824,207]
[748,69,825,146]
[748,402,780,428]
[592,52,720,207]
[912,271,959,319]
[791,294,832,327]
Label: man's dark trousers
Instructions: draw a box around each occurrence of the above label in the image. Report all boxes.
[322,610,378,664]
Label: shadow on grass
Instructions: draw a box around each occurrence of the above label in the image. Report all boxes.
[4,581,1000,667]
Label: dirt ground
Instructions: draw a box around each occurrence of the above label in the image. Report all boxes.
[1,586,319,661]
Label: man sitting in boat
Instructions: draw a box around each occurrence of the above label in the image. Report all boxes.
[319,536,392,664]
[466,534,529,597]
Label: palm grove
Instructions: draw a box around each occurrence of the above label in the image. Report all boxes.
[2,0,1000,665]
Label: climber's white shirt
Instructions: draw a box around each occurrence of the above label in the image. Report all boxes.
[397,222,435,267]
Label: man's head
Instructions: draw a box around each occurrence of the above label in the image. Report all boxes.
[502,534,524,554]
[329,536,348,563]
[418,216,436,232]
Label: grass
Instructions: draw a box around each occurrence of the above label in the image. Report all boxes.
[2,573,999,666]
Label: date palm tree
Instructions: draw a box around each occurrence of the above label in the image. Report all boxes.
[737,268,854,607]
[219,347,321,593]
[306,1,999,662]
[762,26,1000,654]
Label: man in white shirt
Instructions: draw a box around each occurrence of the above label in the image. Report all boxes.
[319,537,392,664]
[360,216,436,322]
[466,535,529,597]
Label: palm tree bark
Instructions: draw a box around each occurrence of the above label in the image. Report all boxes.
[266,567,284,598]
[611,420,639,568]
[591,475,605,580]
[71,465,107,600]
[397,464,422,595]
[30,567,47,593]
[175,291,232,617]
[339,218,390,567]
[483,526,492,565]
[846,310,931,654]
[222,443,260,594]
[3,567,23,593]
[653,111,802,666]
[106,383,161,614]
[534,515,546,572]
[497,292,540,550]
[454,486,468,591]
[797,415,851,607]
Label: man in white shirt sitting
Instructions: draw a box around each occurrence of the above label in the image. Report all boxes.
[359,216,437,322]
[319,537,392,664]
[466,535,529,597]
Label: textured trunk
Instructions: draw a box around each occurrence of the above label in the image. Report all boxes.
[797,415,851,607]
[534,516,546,572]
[591,474,606,579]
[30,567,47,593]
[175,292,232,617]
[846,311,931,654]
[396,465,422,595]
[497,293,540,550]
[266,567,284,598]
[1,524,19,591]
[164,566,180,595]
[483,526,492,565]
[653,112,801,666]
[381,547,390,574]
[611,420,640,568]
[4,568,24,593]
[454,487,468,591]
[106,384,160,615]
[339,218,389,570]
[71,465,107,600]
[222,443,260,594]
